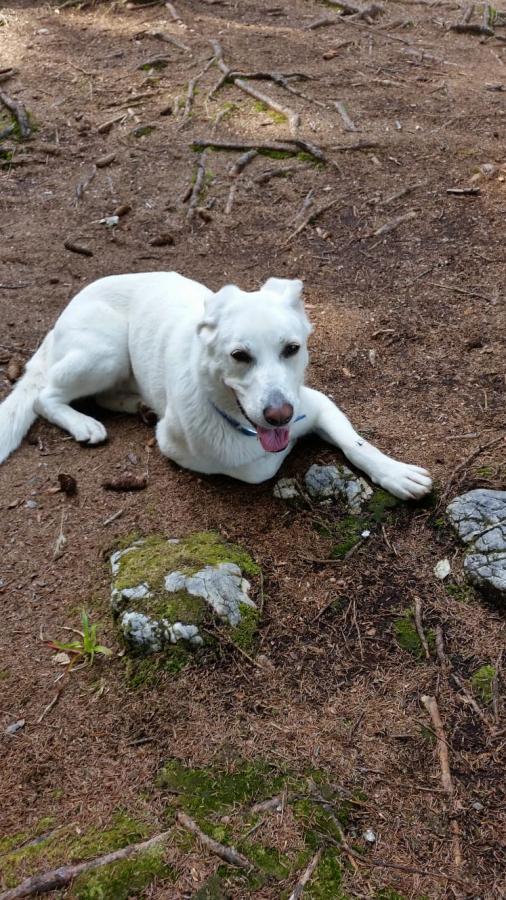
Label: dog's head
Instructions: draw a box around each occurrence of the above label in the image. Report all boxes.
[198,277,312,452]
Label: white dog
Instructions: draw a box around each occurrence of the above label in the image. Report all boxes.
[0,272,432,499]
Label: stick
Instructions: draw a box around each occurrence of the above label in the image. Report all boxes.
[324,0,383,19]
[330,139,379,150]
[373,209,416,236]
[186,150,207,222]
[420,694,462,868]
[165,2,182,22]
[440,434,504,504]
[225,149,258,214]
[450,22,494,35]
[191,138,328,165]
[284,196,342,244]
[175,811,252,868]
[75,166,97,202]
[334,100,358,131]
[335,14,412,44]
[0,832,172,900]
[0,89,32,139]
[435,625,449,674]
[0,68,18,85]
[209,39,300,135]
[451,673,495,734]
[288,849,322,900]
[144,30,190,51]
[379,182,424,206]
[414,598,431,660]
[180,57,216,126]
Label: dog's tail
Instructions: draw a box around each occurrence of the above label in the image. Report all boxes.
[0,332,52,465]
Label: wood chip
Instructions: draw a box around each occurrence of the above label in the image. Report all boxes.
[102,474,148,492]
[6,358,23,382]
[64,241,93,257]
[95,152,116,168]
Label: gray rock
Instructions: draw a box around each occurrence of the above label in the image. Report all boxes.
[446,489,506,603]
[273,478,301,501]
[304,463,373,512]
[164,562,254,627]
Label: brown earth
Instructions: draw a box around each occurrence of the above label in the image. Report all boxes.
[0,0,505,897]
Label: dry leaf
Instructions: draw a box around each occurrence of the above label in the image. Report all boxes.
[7,358,23,382]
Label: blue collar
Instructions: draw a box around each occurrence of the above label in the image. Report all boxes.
[212,402,305,436]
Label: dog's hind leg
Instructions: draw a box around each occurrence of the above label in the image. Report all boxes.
[96,384,142,415]
[35,349,124,444]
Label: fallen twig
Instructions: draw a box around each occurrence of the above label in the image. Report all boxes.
[421,694,462,868]
[102,509,124,527]
[450,22,494,35]
[334,100,358,131]
[435,625,450,674]
[210,39,300,134]
[0,89,32,139]
[180,57,216,127]
[451,673,495,734]
[0,68,18,85]
[284,196,342,244]
[379,182,424,206]
[166,1,183,22]
[330,139,379,151]
[0,831,172,900]
[373,209,416,236]
[335,13,412,44]
[225,149,258,214]
[414,597,431,660]
[75,166,97,202]
[186,150,208,222]
[144,29,190,51]
[191,138,328,165]
[175,811,252,868]
[288,849,322,900]
[440,434,505,504]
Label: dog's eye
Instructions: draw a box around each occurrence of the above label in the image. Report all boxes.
[231,349,253,364]
[282,343,300,358]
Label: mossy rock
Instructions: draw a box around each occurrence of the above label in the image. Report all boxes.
[471,665,496,704]
[110,532,261,659]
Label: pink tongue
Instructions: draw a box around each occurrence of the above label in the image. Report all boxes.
[257,426,290,453]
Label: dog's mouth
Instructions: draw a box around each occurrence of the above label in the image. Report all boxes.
[236,397,291,453]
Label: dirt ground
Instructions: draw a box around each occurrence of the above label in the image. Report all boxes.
[0,0,505,897]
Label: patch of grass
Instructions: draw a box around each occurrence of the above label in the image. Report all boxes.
[393,610,435,659]
[225,603,260,652]
[366,489,399,522]
[471,665,496,704]
[329,516,365,559]
[48,609,112,666]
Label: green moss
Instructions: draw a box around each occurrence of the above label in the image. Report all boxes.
[304,849,345,899]
[444,582,475,603]
[366,489,399,522]
[132,125,156,138]
[0,668,9,681]
[158,758,284,820]
[193,873,229,898]
[240,842,291,879]
[0,813,151,891]
[252,100,286,124]
[329,516,365,559]
[226,603,260,652]
[471,665,496,704]
[292,797,348,849]
[72,846,174,899]
[393,611,435,659]
[124,648,190,688]
[114,532,259,595]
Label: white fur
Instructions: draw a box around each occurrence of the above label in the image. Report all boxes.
[0,272,432,500]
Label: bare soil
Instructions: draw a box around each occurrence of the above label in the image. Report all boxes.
[0,0,505,897]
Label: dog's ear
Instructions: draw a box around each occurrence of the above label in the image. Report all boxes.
[197,288,234,344]
[262,277,304,308]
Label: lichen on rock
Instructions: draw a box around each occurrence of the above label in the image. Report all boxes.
[304,463,373,513]
[446,489,506,604]
[110,532,260,657]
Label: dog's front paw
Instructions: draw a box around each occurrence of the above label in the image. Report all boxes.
[376,461,432,501]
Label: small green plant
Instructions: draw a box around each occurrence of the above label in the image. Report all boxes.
[49,610,113,666]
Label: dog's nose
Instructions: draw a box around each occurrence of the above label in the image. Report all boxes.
[263,403,294,426]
